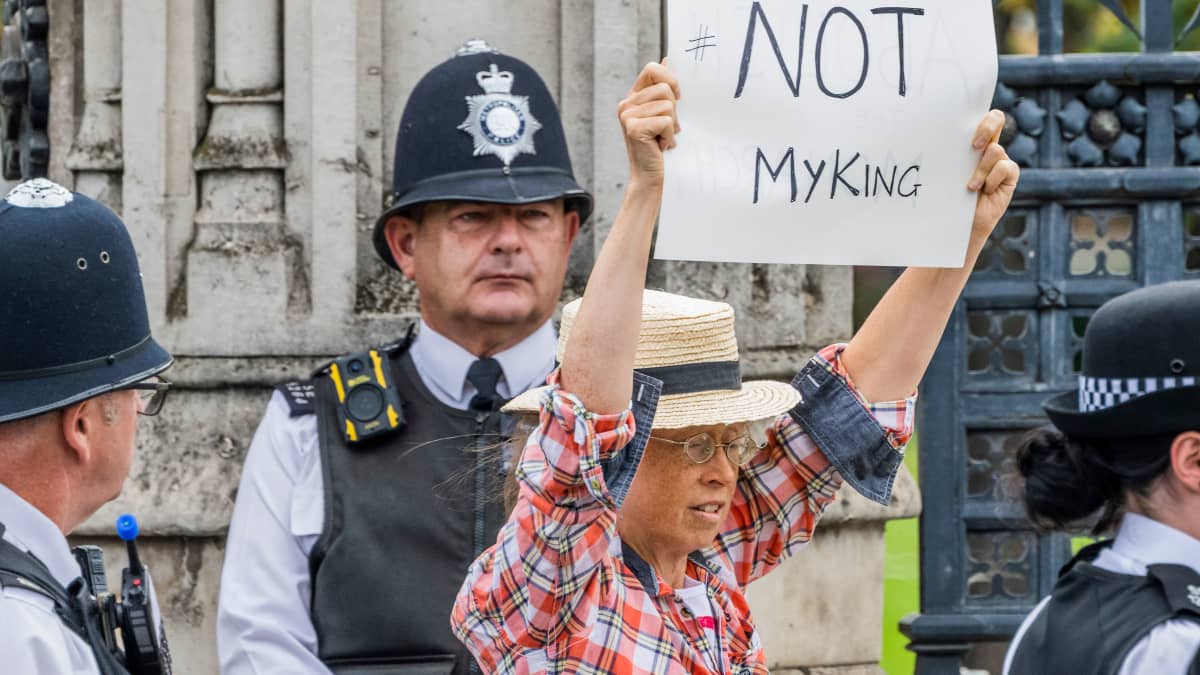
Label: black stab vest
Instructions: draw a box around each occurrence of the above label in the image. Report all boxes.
[308,350,509,675]
[1007,541,1200,675]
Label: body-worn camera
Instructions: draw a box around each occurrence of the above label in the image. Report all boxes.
[328,348,406,444]
[73,515,172,675]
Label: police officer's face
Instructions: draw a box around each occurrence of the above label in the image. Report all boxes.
[386,200,579,342]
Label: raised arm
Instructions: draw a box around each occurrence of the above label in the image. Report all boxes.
[452,63,681,660]
[841,110,1019,402]
[558,62,680,413]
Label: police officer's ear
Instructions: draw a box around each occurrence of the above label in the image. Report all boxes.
[383,214,421,280]
[59,396,114,467]
[1170,431,1200,494]
[563,207,581,249]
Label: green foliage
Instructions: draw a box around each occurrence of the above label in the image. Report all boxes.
[994,0,1200,54]
[881,433,920,674]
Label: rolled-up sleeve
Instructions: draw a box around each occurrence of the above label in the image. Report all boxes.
[788,344,915,505]
[709,344,916,586]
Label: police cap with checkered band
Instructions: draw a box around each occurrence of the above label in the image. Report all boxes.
[372,39,593,269]
[0,179,173,423]
[1043,280,1200,438]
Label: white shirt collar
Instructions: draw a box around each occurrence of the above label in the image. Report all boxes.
[0,482,80,587]
[1109,512,1200,575]
[409,319,557,409]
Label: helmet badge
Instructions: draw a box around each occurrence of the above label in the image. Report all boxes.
[5,178,74,208]
[458,63,542,166]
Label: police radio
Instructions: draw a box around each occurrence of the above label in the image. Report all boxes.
[72,514,173,675]
[327,348,406,444]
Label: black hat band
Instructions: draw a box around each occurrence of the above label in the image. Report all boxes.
[636,361,742,397]
[392,166,586,203]
[0,335,152,382]
[1079,374,1199,412]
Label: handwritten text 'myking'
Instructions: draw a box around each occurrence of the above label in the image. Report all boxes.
[753,147,921,204]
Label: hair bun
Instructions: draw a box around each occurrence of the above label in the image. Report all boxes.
[1017,428,1118,531]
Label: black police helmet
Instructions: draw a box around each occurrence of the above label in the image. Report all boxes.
[0,179,173,423]
[372,40,593,270]
[1043,280,1200,438]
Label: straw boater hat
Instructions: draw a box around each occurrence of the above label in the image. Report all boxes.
[504,290,800,428]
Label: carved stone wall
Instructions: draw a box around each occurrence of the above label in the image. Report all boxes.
[42,1,917,672]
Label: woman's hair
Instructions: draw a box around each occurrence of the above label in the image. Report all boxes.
[432,413,541,518]
[501,414,540,514]
[1017,427,1174,534]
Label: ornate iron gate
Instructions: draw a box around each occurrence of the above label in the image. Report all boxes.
[902,1,1200,672]
[0,0,49,179]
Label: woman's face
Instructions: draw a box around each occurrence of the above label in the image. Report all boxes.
[618,422,747,563]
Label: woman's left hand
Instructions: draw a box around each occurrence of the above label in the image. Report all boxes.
[966,109,1020,243]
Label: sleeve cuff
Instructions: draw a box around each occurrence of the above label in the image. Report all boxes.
[789,352,907,505]
[815,344,917,448]
[538,369,663,508]
[541,386,634,462]
[539,370,641,506]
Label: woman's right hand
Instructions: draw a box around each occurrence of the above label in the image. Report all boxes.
[618,60,681,187]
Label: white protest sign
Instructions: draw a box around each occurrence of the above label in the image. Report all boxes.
[657,1,998,268]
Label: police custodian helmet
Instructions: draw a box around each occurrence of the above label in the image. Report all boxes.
[372,39,594,269]
[1042,280,1200,438]
[0,178,173,423]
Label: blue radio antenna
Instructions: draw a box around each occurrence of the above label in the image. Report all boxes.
[116,514,144,576]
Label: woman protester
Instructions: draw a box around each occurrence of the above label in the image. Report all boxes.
[1003,281,1200,675]
[451,61,1019,673]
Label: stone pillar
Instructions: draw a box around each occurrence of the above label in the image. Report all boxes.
[65,0,122,210]
[121,0,209,338]
[189,0,298,333]
[284,0,359,320]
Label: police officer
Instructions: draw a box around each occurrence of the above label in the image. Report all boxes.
[1004,280,1200,674]
[0,178,174,673]
[216,40,591,674]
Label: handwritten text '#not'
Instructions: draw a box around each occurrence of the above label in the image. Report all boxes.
[735,3,925,100]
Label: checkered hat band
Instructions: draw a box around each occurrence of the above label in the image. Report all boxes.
[1078,375,1198,412]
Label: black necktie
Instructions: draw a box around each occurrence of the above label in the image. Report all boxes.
[467,357,504,412]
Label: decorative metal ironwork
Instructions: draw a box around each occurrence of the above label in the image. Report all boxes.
[974,210,1036,277]
[1176,91,1200,165]
[1064,310,1093,377]
[0,0,49,179]
[1058,82,1146,167]
[1187,206,1200,274]
[966,431,1025,503]
[905,2,1200,672]
[994,84,1046,168]
[966,311,1037,381]
[965,531,1036,605]
[1067,208,1136,277]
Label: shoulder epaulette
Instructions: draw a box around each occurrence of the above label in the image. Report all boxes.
[1148,563,1200,619]
[276,380,317,417]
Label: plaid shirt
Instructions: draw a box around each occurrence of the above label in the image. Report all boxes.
[452,345,915,674]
